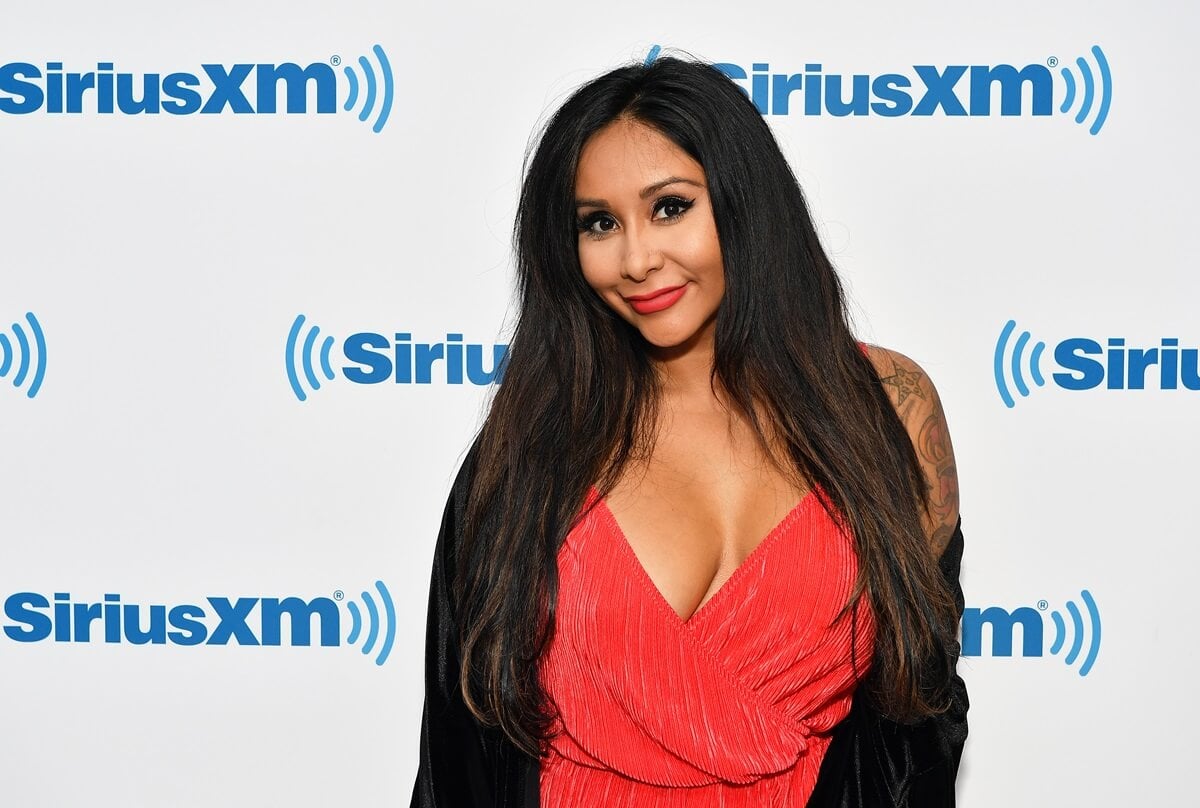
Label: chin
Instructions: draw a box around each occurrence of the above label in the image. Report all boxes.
[633,325,706,351]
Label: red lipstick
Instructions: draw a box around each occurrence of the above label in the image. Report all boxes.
[625,284,687,314]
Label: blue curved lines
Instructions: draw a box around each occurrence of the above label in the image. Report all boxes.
[1028,342,1046,387]
[1059,67,1075,113]
[1089,46,1112,137]
[285,314,338,402]
[13,321,30,387]
[1011,330,1032,398]
[358,55,377,124]
[26,313,46,397]
[1049,610,1067,655]
[361,589,380,657]
[285,314,308,401]
[1075,56,1094,125]
[1048,590,1102,677]
[343,65,359,112]
[375,580,396,666]
[1064,599,1085,666]
[994,319,1046,409]
[1,312,47,399]
[301,322,322,390]
[993,320,1016,407]
[372,45,394,134]
[645,44,662,66]
[342,579,397,666]
[1058,45,1112,135]
[341,44,394,134]
[347,601,363,645]
[1079,589,1101,676]
[319,335,335,380]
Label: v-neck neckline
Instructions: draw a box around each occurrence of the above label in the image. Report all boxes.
[590,486,817,627]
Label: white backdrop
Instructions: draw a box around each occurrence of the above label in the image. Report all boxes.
[2,1,1196,805]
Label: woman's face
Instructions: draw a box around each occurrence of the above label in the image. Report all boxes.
[574,118,725,354]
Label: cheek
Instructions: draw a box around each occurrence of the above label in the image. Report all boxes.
[577,242,615,291]
[672,218,723,270]
[700,231,725,286]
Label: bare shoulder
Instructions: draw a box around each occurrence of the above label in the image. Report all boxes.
[861,343,961,555]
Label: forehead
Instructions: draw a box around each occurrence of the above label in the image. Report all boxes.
[574,119,704,195]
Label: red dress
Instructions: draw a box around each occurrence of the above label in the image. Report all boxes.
[538,479,876,806]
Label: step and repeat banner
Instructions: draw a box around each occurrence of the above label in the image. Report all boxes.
[2,1,1194,805]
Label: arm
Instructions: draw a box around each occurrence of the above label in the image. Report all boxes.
[410,444,539,808]
[862,345,961,555]
[868,345,968,774]
[808,347,968,807]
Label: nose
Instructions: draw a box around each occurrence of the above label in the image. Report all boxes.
[621,224,664,282]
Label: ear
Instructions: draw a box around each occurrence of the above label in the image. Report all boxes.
[861,344,961,555]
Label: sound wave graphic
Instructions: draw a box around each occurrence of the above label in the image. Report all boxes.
[994,319,1045,408]
[0,312,47,399]
[285,314,336,402]
[1058,45,1112,136]
[1048,589,1101,677]
[344,580,396,666]
[341,44,394,134]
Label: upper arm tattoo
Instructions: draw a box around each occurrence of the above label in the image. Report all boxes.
[875,350,961,555]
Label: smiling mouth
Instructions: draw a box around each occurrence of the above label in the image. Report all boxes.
[625,284,688,314]
[624,284,686,302]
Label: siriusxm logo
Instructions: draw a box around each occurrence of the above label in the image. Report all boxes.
[0,44,393,133]
[962,589,1101,677]
[285,314,509,401]
[714,44,1111,135]
[3,581,396,666]
[994,319,1198,407]
[1,311,47,399]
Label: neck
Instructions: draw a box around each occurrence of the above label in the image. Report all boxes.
[646,318,725,408]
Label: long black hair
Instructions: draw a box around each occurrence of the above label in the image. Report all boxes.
[454,54,958,759]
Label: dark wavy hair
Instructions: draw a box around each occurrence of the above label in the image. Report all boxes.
[453,54,958,758]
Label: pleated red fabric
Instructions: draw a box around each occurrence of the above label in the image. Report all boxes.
[538,479,876,807]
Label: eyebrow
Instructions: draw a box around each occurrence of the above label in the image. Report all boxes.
[574,176,705,208]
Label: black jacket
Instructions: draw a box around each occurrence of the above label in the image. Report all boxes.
[411,448,968,807]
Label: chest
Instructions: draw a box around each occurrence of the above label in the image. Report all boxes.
[599,410,812,624]
[541,484,871,791]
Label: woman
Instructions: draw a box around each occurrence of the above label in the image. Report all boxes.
[411,54,967,807]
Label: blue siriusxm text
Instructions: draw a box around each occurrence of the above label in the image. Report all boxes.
[995,320,1198,407]
[1053,338,1198,390]
[713,45,1111,134]
[0,61,339,115]
[717,62,1053,117]
[4,591,341,645]
[0,47,393,132]
[285,315,509,400]
[3,581,396,665]
[344,332,508,385]
[961,590,1101,677]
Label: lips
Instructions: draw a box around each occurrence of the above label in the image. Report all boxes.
[625,284,688,314]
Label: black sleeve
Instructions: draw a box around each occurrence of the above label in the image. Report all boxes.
[807,515,969,808]
[935,515,970,778]
[410,445,540,808]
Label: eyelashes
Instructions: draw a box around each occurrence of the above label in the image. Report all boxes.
[575,195,696,240]
[654,196,695,221]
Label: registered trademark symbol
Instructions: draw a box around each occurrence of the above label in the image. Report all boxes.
[1046,56,1058,68]
[330,55,342,66]
[334,590,344,601]
[1037,599,1048,611]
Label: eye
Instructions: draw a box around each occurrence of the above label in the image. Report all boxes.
[576,212,618,239]
[653,195,695,221]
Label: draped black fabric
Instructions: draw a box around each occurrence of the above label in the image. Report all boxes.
[805,515,968,808]
[410,447,968,807]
